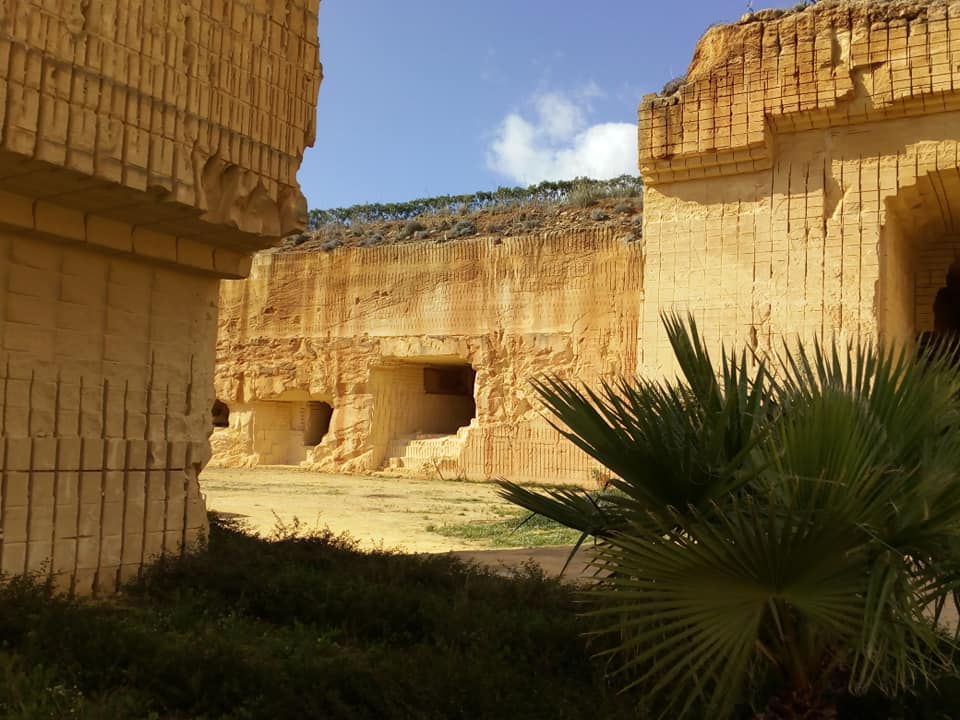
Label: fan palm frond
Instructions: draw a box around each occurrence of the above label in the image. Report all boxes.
[500,313,960,717]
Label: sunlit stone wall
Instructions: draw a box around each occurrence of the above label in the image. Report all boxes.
[639,0,960,373]
[0,0,321,593]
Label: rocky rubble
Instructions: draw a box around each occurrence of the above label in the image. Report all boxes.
[277,195,643,253]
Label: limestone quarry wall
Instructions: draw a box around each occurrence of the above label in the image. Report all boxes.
[639,0,960,373]
[0,237,219,593]
[215,0,960,487]
[213,228,643,484]
[0,0,321,593]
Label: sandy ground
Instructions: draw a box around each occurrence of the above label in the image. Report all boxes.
[201,466,542,553]
[202,467,960,610]
[200,467,593,578]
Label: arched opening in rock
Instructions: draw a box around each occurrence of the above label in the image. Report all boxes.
[879,169,960,348]
[212,399,230,428]
[304,401,333,446]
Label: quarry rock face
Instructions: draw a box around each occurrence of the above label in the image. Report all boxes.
[214,0,960,483]
[640,0,960,374]
[0,0,321,592]
[214,225,643,484]
[215,0,960,485]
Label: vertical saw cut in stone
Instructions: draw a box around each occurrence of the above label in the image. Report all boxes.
[0,0,322,594]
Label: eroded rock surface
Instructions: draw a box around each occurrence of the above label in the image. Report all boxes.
[215,0,960,487]
[213,202,643,485]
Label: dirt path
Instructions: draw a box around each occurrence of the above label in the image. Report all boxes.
[201,466,524,553]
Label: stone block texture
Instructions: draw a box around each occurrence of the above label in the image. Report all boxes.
[0,0,321,592]
[639,0,960,375]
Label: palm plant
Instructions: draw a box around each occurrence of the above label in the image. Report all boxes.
[499,314,960,718]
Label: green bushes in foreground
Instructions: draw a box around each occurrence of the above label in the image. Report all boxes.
[0,519,637,720]
[2,518,958,719]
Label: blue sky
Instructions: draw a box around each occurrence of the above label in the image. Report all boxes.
[300,1,798,210]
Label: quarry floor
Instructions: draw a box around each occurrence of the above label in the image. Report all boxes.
[200,467,590,576]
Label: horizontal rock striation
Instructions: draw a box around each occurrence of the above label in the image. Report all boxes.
[214,224,643,484]
[638,0,960,375]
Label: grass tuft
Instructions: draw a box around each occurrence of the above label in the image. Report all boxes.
[428,510,583,547]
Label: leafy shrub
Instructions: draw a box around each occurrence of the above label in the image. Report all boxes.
[567,175,642,209]
[661,76,687,95]
[566,185,604,208]
[395,220,426,240]
[447,220,477,239]
[0,518,641,719]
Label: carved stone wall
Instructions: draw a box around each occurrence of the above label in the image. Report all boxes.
[213,228,643,484]
[0,0,320,238]
[639,0,960,374]
[0,0,321,592]
[214,0,960,487]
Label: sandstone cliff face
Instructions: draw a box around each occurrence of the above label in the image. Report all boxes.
[213,0,960,488]
[638,0,960,376]
[214,225,643,484]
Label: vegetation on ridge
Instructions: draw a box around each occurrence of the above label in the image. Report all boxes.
[306,174,643,229]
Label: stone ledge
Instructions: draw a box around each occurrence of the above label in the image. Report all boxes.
[0,187,261,279]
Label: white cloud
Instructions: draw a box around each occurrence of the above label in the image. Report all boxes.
[487,90,637,185]
[534,92,586,141]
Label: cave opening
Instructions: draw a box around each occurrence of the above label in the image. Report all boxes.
[368,360,478,469]
[421,364,477,434]
[304,401,333,445]
[934,266,960,335]
[212,399,230,428]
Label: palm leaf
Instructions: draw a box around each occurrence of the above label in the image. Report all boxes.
[583,492,869,718]
[500,313,960,716]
